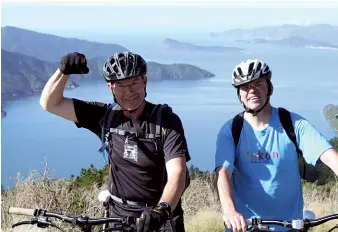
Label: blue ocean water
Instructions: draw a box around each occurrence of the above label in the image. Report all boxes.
[2,36,338,188]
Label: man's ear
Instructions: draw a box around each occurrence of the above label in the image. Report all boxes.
[267,79,273,96]
[107,82,114,92]
[143,75,147,85]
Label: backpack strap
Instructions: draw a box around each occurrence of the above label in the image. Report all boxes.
[232,111,245,149]
[145,104,161,139]
[156,104,170,138]
[278,107,306,179]
[99,103,118,163]
[148,104,170,150]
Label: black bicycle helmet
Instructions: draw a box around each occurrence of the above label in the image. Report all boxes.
[102,52,147,82]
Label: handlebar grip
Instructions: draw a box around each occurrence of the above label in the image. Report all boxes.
[8,207,35,216]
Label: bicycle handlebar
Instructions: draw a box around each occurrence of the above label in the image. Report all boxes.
[8,207,139,232]
[246,214,338,231]
[9,207,338,232]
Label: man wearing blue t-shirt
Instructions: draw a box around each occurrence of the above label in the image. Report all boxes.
[214,59,338,232]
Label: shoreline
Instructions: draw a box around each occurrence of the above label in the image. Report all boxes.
[1,84,78,118]
[305,45,338,51]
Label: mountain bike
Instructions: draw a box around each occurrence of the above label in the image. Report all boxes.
[8,190,139,232]
[246,213,338,232]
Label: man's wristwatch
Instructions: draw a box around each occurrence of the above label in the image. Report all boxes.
[155,202,171,217]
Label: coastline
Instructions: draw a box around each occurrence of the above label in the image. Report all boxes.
[1,84,78,118]
[305,45,338,51]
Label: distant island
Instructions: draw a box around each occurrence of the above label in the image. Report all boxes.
[1,49,215,105]
[237,36,338,51]
[211,24,338,46]
[146,61,215,80]
[163,38,246,53]
[323,104,338,131]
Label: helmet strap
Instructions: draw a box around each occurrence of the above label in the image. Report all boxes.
[238,79,273,117]
[241,96,270,116]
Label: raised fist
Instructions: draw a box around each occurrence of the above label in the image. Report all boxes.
[59,52,89,75]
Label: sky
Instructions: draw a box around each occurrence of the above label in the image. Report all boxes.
[2,0,338,38]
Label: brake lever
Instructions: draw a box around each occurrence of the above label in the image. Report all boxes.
[12,216,53,229]
[247,225,272,232]
[12,220,36,228]
[12,216,65,232]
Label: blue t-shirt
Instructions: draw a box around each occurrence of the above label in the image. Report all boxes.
[215,107,332,231]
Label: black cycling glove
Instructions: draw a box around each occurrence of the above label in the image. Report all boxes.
[137,205,170,232]
[59,52,89,75]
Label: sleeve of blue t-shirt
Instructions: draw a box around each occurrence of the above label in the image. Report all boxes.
[292,113,333,165]
[214,120,236,172]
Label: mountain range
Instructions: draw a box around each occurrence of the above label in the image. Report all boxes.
[1,26,129,62]
[1,49,78,102]
[211,24,338,50]
[211,24,338,44]
[237,36,338,50]
[1,26,216,115]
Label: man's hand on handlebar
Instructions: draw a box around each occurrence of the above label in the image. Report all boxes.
[137,205,169,232]
[223,210,247,232]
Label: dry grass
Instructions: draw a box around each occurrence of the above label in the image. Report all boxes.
[184,210,224,232]
[1,167,104,232]
[181,176,223,232]
[302,181,338,231]
[1,168,337,232]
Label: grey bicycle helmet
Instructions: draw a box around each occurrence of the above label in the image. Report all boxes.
[232,59,271,87]
[102,52,147,82]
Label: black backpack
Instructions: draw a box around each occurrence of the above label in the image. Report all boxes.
[231,107,318,182]
[99,103,191,189]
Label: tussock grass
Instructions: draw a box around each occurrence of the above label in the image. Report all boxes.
[2,168,337,232]
[303,181,338,231]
